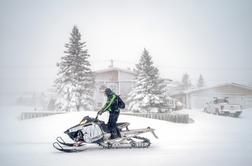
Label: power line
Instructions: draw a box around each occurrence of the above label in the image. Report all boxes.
[1,59,252,71]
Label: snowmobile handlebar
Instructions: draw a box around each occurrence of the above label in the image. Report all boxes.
[95,113,99,120]
[95,108,106,121]
[95,111,100,120]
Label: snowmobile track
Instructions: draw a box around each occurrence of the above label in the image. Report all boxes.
[98,136,151,149]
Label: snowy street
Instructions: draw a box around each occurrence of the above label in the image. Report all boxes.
[0,106,252,166]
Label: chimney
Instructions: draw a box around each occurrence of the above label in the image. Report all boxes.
[109,59,114,68]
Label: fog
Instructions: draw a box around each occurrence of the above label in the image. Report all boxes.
[1,0,252,95]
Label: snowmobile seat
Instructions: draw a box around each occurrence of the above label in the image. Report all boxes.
[99,122,129,133]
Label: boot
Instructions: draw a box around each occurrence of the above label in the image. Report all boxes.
[110,132,119,139]
[116,127,121,137]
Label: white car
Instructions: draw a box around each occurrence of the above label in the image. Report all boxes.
[203,97,242,117]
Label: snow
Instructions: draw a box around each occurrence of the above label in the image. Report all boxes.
[0,106,252,166]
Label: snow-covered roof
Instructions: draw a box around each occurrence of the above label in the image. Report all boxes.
[163,78,173,82]
[185,82,252,94]
[95,67,135,75]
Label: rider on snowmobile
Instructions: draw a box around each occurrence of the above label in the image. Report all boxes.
[98,88,122,139]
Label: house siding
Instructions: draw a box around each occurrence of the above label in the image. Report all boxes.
[187,84,252,109]
[94,69,135,109]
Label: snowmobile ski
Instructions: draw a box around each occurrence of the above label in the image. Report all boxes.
[56,136,83,147]
[53,142,86,153]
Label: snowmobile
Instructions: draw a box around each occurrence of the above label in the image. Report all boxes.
[53,113,158,152]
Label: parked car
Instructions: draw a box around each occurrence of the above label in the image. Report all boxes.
[203,97,242,117]
[175,100,184,111]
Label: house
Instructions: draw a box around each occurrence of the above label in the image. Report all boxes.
[94,67,135,108]
[171,83,252,109]
[46,65,177,111]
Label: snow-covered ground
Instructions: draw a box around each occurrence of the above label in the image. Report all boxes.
[0,106,252,166]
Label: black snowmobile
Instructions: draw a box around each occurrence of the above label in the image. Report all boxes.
[53,113,158,152]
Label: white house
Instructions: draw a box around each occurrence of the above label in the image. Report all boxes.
[46,65,177,111]
[172,83,252,109]
[94,67,135,108]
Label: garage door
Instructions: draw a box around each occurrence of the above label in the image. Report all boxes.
[190,95,212,109]
[244,96,252,109]
[190,95,252,109]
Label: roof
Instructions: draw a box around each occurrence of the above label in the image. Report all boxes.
[163,78,173,82]
[185,82,252,94]
[95,67,135,75]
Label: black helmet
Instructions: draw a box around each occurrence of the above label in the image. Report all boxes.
[104,88,113,97]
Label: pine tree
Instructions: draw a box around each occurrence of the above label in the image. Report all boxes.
[55,26,95,112]
[127,49,170,113]
[181,73,192,90]
[197,74,205,88]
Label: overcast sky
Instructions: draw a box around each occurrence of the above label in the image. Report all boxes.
[0,0,252,94]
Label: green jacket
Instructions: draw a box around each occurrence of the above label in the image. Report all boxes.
[102,94,119,113]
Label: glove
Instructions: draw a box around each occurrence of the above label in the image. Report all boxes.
[98,109,103,115]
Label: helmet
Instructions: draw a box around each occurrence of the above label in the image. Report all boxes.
[104,88,113,97]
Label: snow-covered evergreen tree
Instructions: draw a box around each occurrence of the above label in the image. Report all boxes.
[197,74,205,88]
[181,73,192,90]
[55,26,95,112]
[127,49,170,113]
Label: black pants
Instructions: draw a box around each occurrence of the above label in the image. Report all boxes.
[108,112,120,138]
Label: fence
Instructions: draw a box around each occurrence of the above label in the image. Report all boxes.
[20,111,190,123]
[20,112,65,120]
[121,112,190,123]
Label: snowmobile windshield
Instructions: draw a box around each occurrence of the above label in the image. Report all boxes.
[80,116,94,124]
